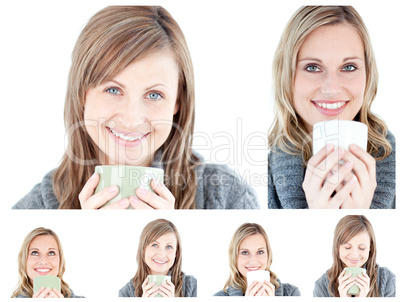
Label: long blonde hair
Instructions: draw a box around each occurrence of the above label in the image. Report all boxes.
[328,215,378,297]
[11,227,71,298]
[268,6,391,164]
[133,219,184,297]
[223,223,279,294]
[53,6,199,209]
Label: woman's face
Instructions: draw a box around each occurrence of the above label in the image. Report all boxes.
[293,23,366,133]
[144,232,177,275]
[339,231,371,268]
[26,235,60,281]
[84,50,179,166]
[237,234,268,280]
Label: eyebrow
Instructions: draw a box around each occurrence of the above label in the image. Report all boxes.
[298,56,364,63]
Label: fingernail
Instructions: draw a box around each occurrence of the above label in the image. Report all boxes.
[137,187,147,196]
[350,176,357,184]
[90,173,96,181]
[129,195,139,205]
[119,198,129,207]
[326,144,334,151]
[108,185,118,193]
[350,144,357,150]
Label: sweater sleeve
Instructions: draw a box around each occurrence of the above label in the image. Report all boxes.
[268,152,281,209]
[118,280,135,297]
[213,289,229,296]
[282,283,301,296]
[183,275,197,297]
[371,132,396,209]
[378,267,396,297]
[313,272,331,297]
[198,164,260,209]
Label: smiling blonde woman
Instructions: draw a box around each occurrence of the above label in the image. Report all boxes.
[268,6,395,209]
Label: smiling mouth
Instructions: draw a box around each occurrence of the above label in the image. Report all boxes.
[246,266,261,271]
[35,268,51,273]
[313,101,348,110]
[153,259,168,265]
[107,127,148,141]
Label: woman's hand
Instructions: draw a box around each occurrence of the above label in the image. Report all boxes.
[338,270,356,297]
[141,278,159,297]
[79,173,130,209]
[354,271,370,297]
[303,145,357,209]
[245,280,275,296]
[33,287,64,298]
[129,179,175,209]
[141,278,175,297]
[339,144,376,209]
[157,279,175,297]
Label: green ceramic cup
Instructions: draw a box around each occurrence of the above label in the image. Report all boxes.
[95,165,164,209]
[33,275,61,293]
[345,267,366,295]
[147,275,171,297]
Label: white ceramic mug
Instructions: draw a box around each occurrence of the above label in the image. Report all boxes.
[247,270,270,286]
[313,120,368,155]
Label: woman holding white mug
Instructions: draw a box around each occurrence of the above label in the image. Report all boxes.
[268,6,395,209]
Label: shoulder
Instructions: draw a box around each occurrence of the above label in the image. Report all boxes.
[194,155,259,209]
[183,274,197,297]
[12,169,59,209]
[377,266,396,297]
[213,289,229,296]
[213,285,243,296]
[69,288,85,298]
[276,279,301,296]
[313,271,331,297]
[118,279,135,297]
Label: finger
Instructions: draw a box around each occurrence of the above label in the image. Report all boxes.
[141,277,149,288]
[160,280,175,292]
[129,195,154,209]
[78,173,99,204]
[100,197,130,209]
[331,176,357,207]
[37,287,52,298]
[33,287,46,298]
[323,160,354,193]
[158,284,173,297]
[342,149,374,185]
[263,280,276,295]
[150,179,175,204]
[245,281,259,296]
[52,288,64,298]
[309,147,346,189]
[135,187,174,209]
[349,144,376,179]
[305,144,335,184]
[82,185,120,209]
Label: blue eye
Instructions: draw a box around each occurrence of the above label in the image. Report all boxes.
[306,65,321,72]
[343,65,356,72]
[152,244,158,248]
[240,251,248,255]
[106,87,121,95]
[148,92,162,100]
[257,250,264,255]
[49,251,56,256]
[31,251,39,256]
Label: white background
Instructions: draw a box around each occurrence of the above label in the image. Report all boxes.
[0,0,400,301]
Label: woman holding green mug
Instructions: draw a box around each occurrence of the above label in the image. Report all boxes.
[313,215,395,297]
[119,219,196,297]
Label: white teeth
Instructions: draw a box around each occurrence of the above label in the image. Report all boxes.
[36,269,50,272]
[109,128,145,141]
[153,259,167,264]
[316,102,346,110]
[246,267,259,271]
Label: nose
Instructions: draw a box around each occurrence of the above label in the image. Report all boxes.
[116,96,147,129]
[319,71,343,97]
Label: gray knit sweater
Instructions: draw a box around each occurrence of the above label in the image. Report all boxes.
[268,132,395,209]
[313,266,395,297]
[119,275,196,297]
[214,278,300,296]
[13,150,259,209]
